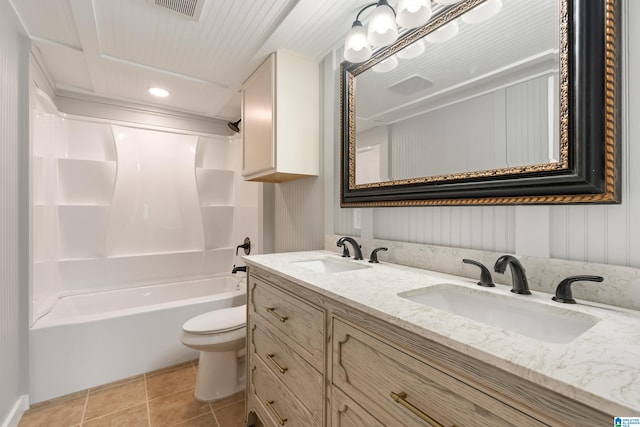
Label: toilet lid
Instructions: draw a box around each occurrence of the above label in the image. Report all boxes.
[183,304,246,334]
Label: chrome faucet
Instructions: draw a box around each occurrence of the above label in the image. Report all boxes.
[336,236,363,260]
[493,255,531,295]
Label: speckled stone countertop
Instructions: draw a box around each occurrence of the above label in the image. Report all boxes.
[244,250,640,416]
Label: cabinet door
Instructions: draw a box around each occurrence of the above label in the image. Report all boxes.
[243,54,274,176]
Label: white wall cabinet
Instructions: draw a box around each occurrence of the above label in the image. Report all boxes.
[242,50,319,182]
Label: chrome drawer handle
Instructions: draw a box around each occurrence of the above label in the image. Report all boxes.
[266,307,288,322]
[390,391,445,427]
[267,353,288,374]
[265,399,288,425]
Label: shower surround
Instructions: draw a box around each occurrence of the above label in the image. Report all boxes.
[30,91,259,401]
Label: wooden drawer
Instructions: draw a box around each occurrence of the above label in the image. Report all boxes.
[250,354,320,426]
[249,319,323,417]
[332,318,545,427]
[249,276,324,370]
[332,387,384,427]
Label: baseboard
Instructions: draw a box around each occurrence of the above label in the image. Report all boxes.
[1,395,29,427]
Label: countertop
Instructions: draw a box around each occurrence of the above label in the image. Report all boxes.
[244,250,640,416]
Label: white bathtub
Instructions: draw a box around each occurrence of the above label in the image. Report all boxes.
[29,275,246,403]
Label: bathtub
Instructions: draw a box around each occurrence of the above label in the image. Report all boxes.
[29,274,246,404]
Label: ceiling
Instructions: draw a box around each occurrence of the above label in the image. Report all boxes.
[9,0,365,121]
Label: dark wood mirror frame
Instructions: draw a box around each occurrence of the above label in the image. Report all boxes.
[340,0,620,207]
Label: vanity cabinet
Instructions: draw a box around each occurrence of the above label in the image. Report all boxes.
[241,49,319,182]
[245,265,611,427]
[247,274,325,426]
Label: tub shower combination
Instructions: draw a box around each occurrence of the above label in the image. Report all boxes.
[30,96,258,403]
[30,275,246,403]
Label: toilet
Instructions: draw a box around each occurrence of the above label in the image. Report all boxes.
[180,304,247,402]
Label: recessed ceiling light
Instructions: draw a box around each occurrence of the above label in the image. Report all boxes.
[148,87,170,97]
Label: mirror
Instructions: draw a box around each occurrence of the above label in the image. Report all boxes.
[340,0,620,207]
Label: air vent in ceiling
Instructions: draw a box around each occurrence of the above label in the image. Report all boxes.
[388,75,433,95]
[146,0,205,21]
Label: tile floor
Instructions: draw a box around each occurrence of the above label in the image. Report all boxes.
[18,360,246,427]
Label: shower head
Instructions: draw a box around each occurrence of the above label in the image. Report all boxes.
[228,119,241,133]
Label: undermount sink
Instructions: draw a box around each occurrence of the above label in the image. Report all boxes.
[291,258,371,274]
[398,284,599,344]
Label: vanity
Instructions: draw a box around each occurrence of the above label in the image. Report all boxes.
[244,250,640,426]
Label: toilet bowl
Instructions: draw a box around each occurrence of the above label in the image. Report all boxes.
[181,304,246,402]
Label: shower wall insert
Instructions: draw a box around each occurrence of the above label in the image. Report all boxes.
[31,90,259,324]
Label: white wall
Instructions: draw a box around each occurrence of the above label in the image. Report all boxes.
[323,1,640,269]
[0,1,30,425]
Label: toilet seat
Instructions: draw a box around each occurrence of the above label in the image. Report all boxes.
[183,304,246,335]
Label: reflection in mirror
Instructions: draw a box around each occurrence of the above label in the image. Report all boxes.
[341,0,620,206]
[355,0,559,185]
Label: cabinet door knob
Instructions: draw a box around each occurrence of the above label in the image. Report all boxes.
[390,391,445,427]
[266,307,288,322]
[267,353,288,374]
[265,400,288,425]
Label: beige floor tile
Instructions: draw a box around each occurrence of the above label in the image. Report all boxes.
[148,389,211,426]
[81,403,148,427]
[146,360,194,377]
[84,378,146,421]
[172,412,218,427]
[213,400,245,427]
[209,391,244,411]
[18,394,86,427]
[146,365,196,400]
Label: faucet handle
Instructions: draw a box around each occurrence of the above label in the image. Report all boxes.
[369,247,388,263]
[236,237,251,256]
[339,243,351,258]
[552,275,604,304]
[462,258,495,287]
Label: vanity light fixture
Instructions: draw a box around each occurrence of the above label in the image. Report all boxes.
[344,0,432,63]
[148,87,170,97]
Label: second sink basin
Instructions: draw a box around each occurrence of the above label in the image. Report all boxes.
[291,258,371,273]
[398,284,599,344]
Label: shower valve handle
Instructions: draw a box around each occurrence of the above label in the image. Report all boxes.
[236,237,251,256]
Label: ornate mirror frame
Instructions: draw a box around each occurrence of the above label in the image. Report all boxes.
[340,0,620,207]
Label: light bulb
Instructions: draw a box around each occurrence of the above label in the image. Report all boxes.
[344,21,372,63]
[367,1,398,47]
[397,0,432,29]
[148,87,170,97]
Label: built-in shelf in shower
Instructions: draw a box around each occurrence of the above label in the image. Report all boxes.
[58,158,116,205]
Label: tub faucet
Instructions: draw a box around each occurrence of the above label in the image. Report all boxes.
[337,236,363,260]
[493,255,531,295]
[231,265,247,274]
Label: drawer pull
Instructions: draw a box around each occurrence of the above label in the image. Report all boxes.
[266,307,289,322]
[265,399,288,425]
[267,353,288,374]
[390,391,444,427]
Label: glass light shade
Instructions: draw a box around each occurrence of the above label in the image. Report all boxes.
[462,0,503,24]
[372,55,398,73]
[344,21,372,63]
[434,0,463,4]
[397,39,425,59]
[367,2,398,47]
[425,21,459,43]
[396,0,432,29]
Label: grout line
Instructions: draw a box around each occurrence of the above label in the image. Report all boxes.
[79,389,89,426]
[144,374,151,427]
